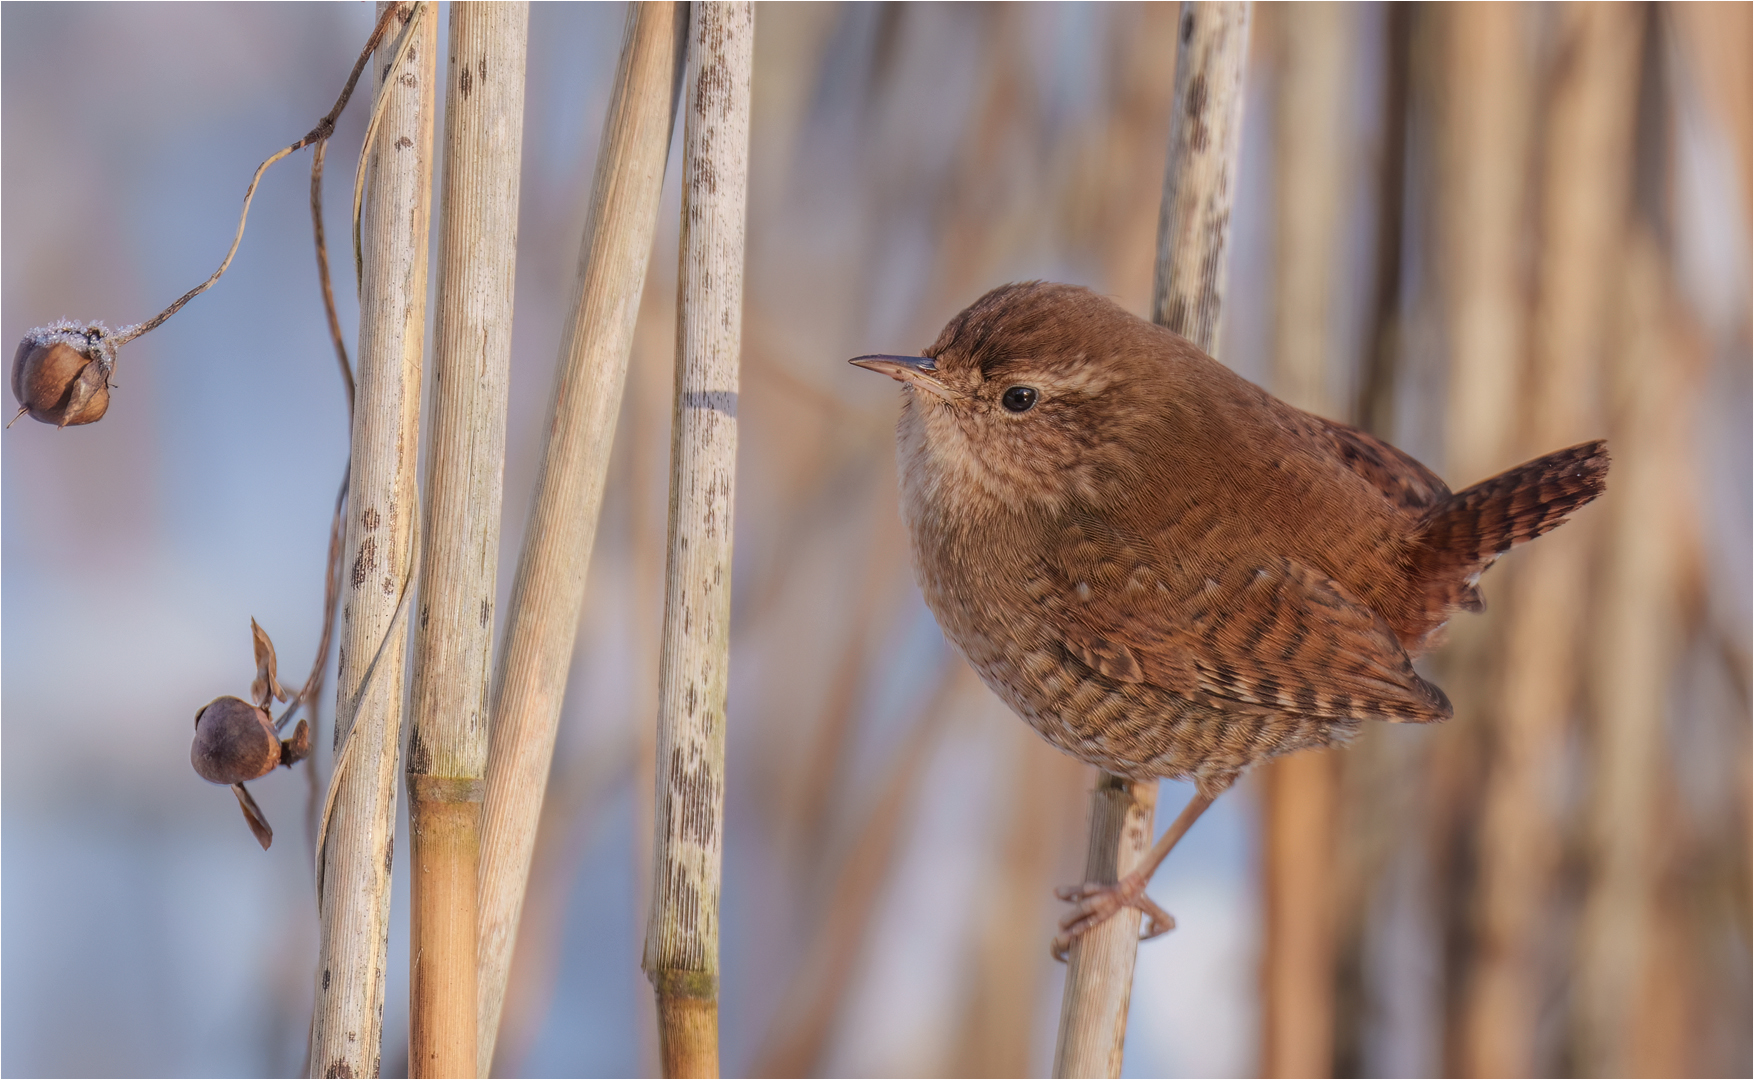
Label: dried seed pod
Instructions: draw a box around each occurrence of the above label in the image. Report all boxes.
[191,695,281,785]
[10,321,120,428]
[250,617,288,708]
[280,717,311,768]
[232,783,274,850]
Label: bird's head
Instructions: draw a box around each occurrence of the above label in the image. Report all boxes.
[852,281,1180,516]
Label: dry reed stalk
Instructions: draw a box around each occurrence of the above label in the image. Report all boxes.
[641,7,753,1074]
[1426,7,1535,1069]
[1055,7,1252,1077]
[751,660,969,1078]
[1266,1,1351,415]
[403,5,528,1076]
[951,730,1090,1078]
[309,4,435,1076]
[1091,4,1184,312]
[1147,3,1253,343]
[1668,3,1753,218]
[629,290,682,1080]
[1353,1,1412,442]
[1573,221,1693,1076]
[1258,753,1338,1077]
[491,736,639,1076]
[1329,11,1416,1073]
[475,5,686,1071]
[1257,6,1351,1075]
[1458,6,1643,1075]
[1054,775,1161,1079]
[1436,4,1536,487]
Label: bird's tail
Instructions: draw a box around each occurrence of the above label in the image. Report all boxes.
[1412,439,1611,614]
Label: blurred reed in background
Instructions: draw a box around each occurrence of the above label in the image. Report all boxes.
[1,3,1746,1077]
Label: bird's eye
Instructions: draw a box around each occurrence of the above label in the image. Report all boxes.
[1001,386,1038,413]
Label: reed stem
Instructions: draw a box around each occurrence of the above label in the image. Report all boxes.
[405,4,528,1076]
[1054,4,1252,1077]
[1459,5,1641,1073]
[475,5,688,1072]
[1258,5,1350,1074]
[308,5,435,1076]
[641,5,754,1076]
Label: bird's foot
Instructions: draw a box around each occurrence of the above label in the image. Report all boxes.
[1050,876,1174,962]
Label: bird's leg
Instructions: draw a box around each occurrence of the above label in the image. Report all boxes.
[1051,784,1224,961]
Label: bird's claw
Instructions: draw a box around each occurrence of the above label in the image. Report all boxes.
[1049,879,1176,961]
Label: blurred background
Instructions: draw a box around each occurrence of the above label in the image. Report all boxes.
[2,3,1747,1077]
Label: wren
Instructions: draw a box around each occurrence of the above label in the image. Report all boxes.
[851,281,1609,957]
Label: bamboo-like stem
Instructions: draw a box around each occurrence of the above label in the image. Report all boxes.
[1459,6,1642,1075]
[1573,222,1690,1078]
[475,5,687,1072]
[1266,1,1350,418]
[405,5,528,1077]
[308,4,435,1077]
[1436,4,1535,487]
[1054,774,1161,1079]
[642,6,753,1077]
[1054,5,1250,1078]
[1352,2,1412,440]
[1258,751,1337,1077]
[1148,3,1254,347]
[1426,10,1536,1070]
[1258,5,1350,1076]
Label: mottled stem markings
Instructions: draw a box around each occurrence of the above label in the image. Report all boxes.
[642,5,753,1078]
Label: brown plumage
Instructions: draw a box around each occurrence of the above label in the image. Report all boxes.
[852,281,1609,953]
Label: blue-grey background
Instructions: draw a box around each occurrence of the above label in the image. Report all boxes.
[4,4,1747,1078]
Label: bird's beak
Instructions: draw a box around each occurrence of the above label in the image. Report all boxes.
[848,354,962,401]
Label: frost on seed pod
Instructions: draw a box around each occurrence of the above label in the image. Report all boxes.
[10,321,121,428]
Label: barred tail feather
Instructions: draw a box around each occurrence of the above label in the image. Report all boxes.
[1415,439,1610,613]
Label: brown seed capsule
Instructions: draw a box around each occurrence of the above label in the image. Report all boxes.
[280,717,311,768]
[11,327,112,427]
[191,695,281,785]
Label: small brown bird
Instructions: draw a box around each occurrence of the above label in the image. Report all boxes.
[851,281,1609,957]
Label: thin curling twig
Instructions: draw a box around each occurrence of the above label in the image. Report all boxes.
[277,5,397,741]
[314,503,423,907]
[353,3,426,290]
[111,146,298,345]
[275,466,351,734]
[113,4,403,349]
[311,139,356,414]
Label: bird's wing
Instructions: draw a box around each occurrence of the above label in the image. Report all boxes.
[1050,540,1452,725]
[1314,417,1451,512]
